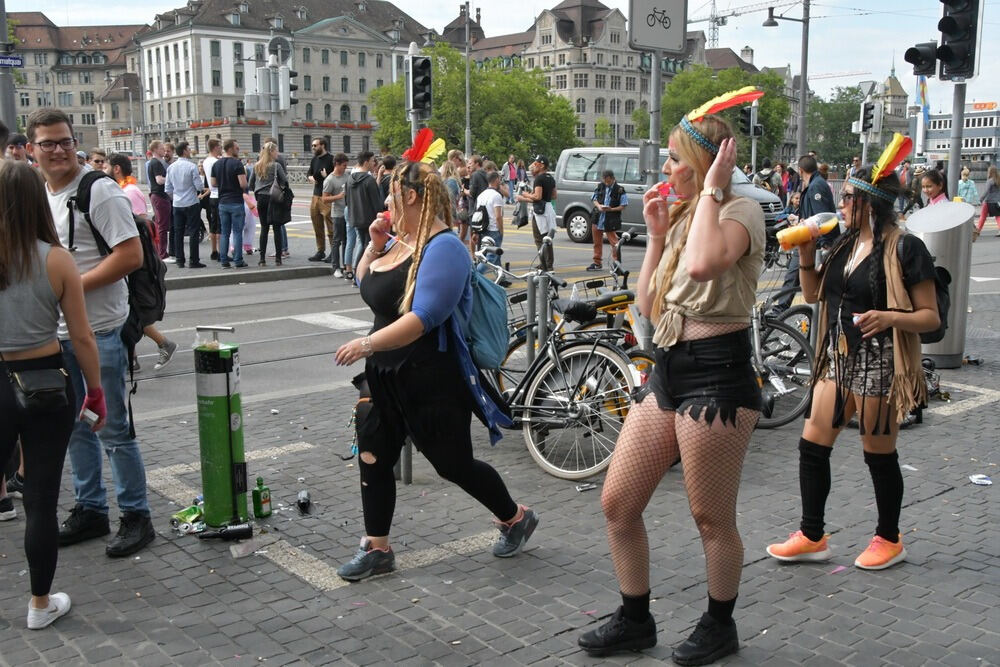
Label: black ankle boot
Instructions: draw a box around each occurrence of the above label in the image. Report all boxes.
[671,613,739,666]
[578,606,656,657]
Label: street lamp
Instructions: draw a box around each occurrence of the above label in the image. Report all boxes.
[763,1,809,159]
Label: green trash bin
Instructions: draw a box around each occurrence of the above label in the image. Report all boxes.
[194,326,248,526]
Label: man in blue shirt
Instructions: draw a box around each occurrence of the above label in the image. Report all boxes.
[164,141,206,268]
[587,170,628,271]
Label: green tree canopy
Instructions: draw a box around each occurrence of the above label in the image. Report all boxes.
[631,105,650,140]
[594,118,614,144]
[369,43,579,161]
[659,65,791,165]
[806,86,865,168]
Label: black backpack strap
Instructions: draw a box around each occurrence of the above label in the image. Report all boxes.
[72,171,116,256]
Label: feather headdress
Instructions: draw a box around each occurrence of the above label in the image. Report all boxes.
[686,86,765,123]
[870,133,913,184]
[402,127,447,164]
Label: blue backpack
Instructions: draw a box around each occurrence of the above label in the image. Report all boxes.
[460,269,509,369]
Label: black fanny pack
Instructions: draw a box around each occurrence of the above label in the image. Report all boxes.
[1,352,69,414]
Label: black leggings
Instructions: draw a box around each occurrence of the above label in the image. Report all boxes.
[0,353,74,596]
[358,351,517,536]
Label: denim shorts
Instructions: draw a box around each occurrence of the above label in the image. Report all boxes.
[638,328,762,427]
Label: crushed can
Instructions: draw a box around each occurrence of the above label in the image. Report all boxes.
[170,505,204,528]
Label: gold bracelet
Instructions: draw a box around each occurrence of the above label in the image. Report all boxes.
[360,336,373,357]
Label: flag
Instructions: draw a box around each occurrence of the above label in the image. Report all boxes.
[917,75,930,125]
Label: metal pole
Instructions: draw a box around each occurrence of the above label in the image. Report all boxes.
[751,99,759,170]
[269,51,280,141]
[0,0,18,132]
[796,0,810,159]
[644,51,662,188]
[947,82,966,199]
[464,1,471,156]
[408,42,419,142]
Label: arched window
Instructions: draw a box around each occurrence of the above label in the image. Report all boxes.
[625,99,635,115]
[594,98,605,114]
[609,99,620,115]
[324,104,331,120]
[360,105,368,122]
[340,104,351,121]
[305,103,313,120]
[575,98,586,114]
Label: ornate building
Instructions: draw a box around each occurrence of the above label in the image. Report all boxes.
[443,0,706,146]
[11,12,144,149]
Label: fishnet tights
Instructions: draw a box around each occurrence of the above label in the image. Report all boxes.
[602,396,755,601]
[679,318,748,341]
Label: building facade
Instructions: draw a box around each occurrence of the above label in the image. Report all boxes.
[108,0,430,159]
[912,101,1000,165]
[11,12,144,149]
[446,0,706,146]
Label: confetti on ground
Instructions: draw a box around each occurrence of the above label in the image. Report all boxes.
[829,565,847,575]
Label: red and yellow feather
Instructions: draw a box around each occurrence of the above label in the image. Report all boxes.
[687,86,765,123]
[870,133,913,184]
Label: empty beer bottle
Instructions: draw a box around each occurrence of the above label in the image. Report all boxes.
[197,523,253,541]
[252,477,272,518]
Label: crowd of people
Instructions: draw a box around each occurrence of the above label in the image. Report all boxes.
[0,101,977,667]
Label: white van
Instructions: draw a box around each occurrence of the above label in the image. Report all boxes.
[553,147,784,243]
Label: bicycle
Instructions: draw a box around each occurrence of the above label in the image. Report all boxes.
[646,7,672,29]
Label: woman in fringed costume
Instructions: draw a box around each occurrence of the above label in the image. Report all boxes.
[767,134,940,571]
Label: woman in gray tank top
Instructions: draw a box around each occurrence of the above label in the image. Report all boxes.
[0,160,104,629]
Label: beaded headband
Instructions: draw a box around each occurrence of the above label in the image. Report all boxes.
[680,117,719,155]
[847,177,895,203]
[680,86,765,156]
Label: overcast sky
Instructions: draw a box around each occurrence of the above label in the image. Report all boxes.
[10,0,998,114]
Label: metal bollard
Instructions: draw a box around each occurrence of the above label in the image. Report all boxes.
[194,326,248,527]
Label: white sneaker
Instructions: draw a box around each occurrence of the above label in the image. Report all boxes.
[163,257,176,264]
[333,268,344,278]
[0,496,15,521]
[27,592,71,629]
[153,340,178,371]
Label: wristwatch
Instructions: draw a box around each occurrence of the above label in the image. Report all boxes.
[700,186,724,203]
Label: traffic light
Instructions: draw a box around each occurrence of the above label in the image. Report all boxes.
[904,42,938,77]
[279,66,298,110]
[253,66,271,111]
[937,0,983,81]
[739,107,753,136]
[407,55,432,118]
[752,124,763,137]
[860,102,875,132]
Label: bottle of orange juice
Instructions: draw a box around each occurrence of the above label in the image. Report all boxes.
[776,212,840,251]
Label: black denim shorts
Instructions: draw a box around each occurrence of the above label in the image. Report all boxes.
[638,328,762,427]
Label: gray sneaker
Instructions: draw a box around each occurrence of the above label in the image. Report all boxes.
[493,506,539,558]
[154,340,178,371]
[337,538,395,581]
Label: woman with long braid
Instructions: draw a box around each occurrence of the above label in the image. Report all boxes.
[579,89,766,664]
[333,153,537,582]
[767,135,939,570]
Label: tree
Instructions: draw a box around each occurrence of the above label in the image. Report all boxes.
[7,19,25,88]
[806,86,864,168]
[659,65,791,165]
[631,105,650,140]
[369,43,579,161]
[594,118,614,144]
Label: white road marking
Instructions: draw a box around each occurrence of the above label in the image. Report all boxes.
[147,442,499,592]
[158,306,371,335]
[970,276,1000,282]
[928,381,1000,416]
[290,312,373,331]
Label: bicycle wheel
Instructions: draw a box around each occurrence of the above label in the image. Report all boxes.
[778,304,813,341]
[521,343,636,479]
[755,319,814,429]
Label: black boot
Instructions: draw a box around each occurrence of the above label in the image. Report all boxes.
[671,613,739,666]
[58,504,110,546]
[578,606,656,657]
[106,511,155,557]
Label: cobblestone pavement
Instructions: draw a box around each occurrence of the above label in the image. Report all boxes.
[1,295,998,666]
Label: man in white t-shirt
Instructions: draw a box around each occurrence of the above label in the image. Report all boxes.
[474,171,505,267]
[27,108,155,558]
[201,139,223,260]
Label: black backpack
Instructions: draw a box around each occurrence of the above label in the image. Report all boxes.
[897,235,950,344]
[68,170,168,365]
[470,203,491,233]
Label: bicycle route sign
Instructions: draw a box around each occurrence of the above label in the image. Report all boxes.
[628,0,687,55]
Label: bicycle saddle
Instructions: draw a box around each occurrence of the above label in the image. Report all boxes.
[593,290,635,309]
[552,299,599,324]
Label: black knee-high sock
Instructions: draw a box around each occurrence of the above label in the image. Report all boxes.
[864,450,903,543]
[621,590,650,622]
[799,438,832,542]
[707,595,736,625]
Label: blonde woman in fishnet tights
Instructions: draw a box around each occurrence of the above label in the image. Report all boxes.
[579,110,764,665]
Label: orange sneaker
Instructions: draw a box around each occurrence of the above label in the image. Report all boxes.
[766,530,831,562]
[854,534,906,570]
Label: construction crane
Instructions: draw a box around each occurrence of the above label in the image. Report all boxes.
[809,71,871,81]
[690,0,801,48]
